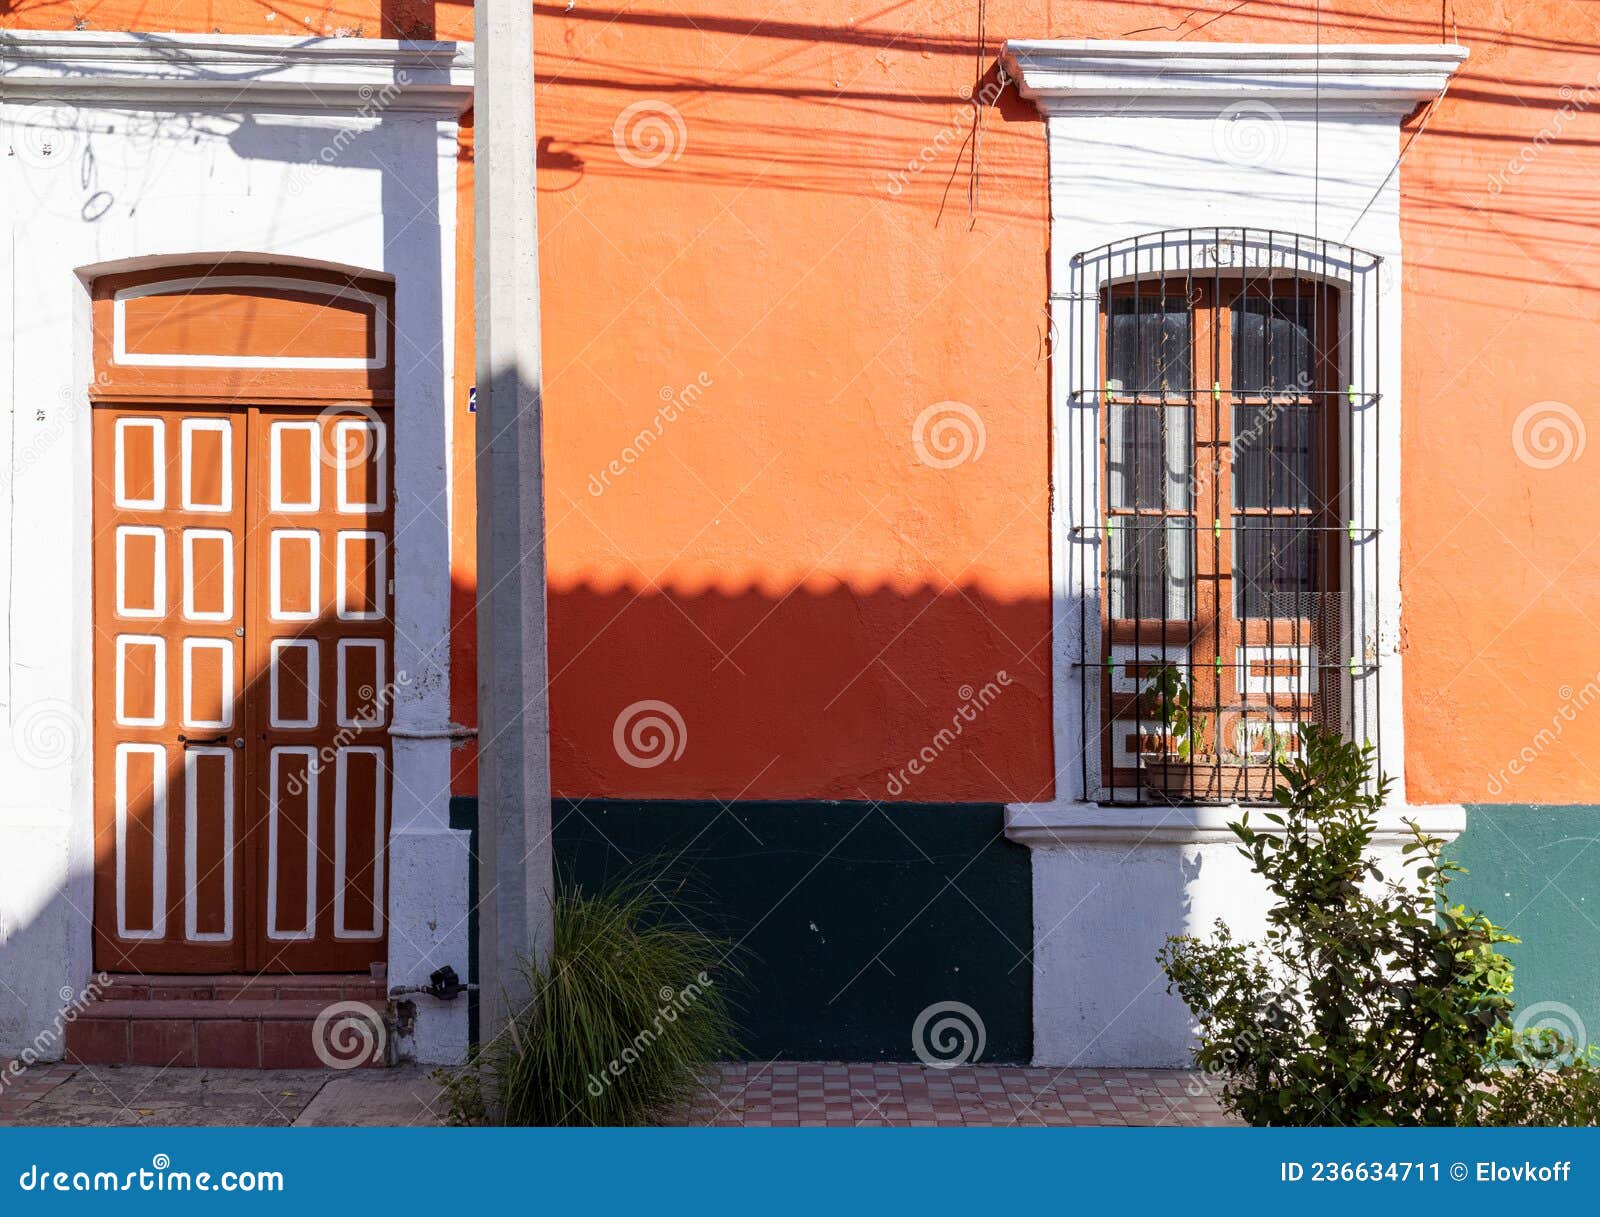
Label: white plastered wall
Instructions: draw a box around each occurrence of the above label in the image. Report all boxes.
[0,33,475,1063]
[999,40,1470,1066]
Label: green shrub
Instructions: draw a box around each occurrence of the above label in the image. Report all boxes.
[1486,1059,1600,1126]
[440,877,739,1126]
[1157,725,1599,1126]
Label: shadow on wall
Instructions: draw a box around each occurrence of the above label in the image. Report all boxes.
[100,601,393,980]
[1,577,1048,1061]
[0,598,391,1058]
[536,581,1053,803]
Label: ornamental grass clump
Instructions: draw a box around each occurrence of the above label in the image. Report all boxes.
[441,877,739,1126]
[1158,725,1600,1126]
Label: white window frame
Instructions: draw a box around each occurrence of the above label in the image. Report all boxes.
[998,39,1469,842]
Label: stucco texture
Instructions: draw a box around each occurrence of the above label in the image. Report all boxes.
[6,1,1598,807]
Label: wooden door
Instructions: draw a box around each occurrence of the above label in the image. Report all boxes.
[93,404,392,974]
[93,406,248,971]
[247,406,393,973]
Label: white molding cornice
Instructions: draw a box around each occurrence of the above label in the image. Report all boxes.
[1005,801,1467,848]
[1001,39,1468,116]
[0,31,474,114]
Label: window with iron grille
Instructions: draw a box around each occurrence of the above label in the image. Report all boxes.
[1068,230,1384,805]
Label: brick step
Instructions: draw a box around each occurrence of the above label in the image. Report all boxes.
[67,974,390,1069]
[101,973,386,1003]
[77,999,365,1021]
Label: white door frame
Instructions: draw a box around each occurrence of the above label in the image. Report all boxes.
[1,32,475,1063]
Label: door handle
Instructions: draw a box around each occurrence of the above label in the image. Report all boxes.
[178,732,228,747]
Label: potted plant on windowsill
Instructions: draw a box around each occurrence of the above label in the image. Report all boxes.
[1134,668,1294,803]
[1133,663,1206,772]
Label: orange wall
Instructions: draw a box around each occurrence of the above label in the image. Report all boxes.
[479,2,1055,803]
[9,2,1600,805]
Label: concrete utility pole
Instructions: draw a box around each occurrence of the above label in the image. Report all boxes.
[475,0,554,1046]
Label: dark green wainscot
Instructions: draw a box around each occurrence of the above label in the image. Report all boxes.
[1449,804,1600,1041]
[451,798,1033,1063]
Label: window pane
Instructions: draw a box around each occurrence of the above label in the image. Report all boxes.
[1232,296,1314,394]
[1108,404,1192,511]
[1234,521,1315,618]
[1109,518,1193,620]
[1233,403,1314,510]
[1107,295,1191,394]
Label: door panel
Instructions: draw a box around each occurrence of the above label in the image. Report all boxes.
[93,404,393,974]
[94,407,247,972]
[246,406,393,973]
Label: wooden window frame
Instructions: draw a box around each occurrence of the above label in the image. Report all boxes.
[90,261,395,405]
[1099,275,1345,802]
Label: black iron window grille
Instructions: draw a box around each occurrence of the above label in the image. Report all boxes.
[1063,229,1385,805]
